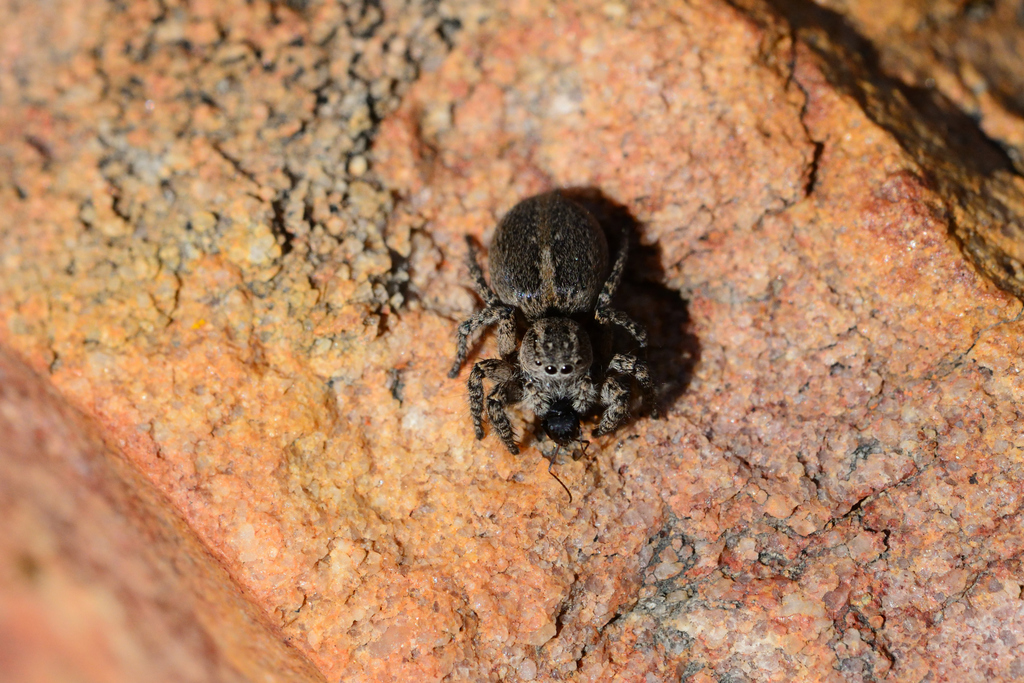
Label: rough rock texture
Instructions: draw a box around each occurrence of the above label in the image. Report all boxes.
[3,0,1024,682]
[777,0,1024,319]
[807,0,1024,165]
[0,347,325,682]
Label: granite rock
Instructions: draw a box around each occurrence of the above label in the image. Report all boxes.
[2,0,1024,681]
[0,346,324,682]
[805,0,1024,167]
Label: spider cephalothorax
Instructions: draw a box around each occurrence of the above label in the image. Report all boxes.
[518,318,598,447]
[449,190,656,457]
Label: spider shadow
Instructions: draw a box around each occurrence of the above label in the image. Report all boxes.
[562,187,700,415]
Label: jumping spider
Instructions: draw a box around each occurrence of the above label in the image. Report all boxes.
[448,190,657,464]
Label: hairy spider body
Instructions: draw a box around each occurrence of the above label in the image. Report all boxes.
[449,190,656,456]
[489,194,608,318]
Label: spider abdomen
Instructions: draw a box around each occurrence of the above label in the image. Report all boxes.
[489,191,609,319]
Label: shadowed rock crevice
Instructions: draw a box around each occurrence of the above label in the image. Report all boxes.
[764,0,1024,300]
[768,0,1016,177]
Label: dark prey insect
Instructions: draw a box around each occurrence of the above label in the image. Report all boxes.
[448,190,657,462]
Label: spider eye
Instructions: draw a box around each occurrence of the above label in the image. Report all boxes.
[560,364,573,374]
[544,365,557,375]
[535,360,542,366]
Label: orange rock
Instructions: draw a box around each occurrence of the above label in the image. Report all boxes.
[3,0,1024,681]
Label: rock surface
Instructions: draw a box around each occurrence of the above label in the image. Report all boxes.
[2,0,1024,681]
[0,346,324,682]
[807,0,1024,166]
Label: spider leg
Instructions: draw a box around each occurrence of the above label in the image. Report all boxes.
[608,352,658,418]
[594,307,648,348]
[467,359,521,454]
[592,351,659,437]
[593,227,649,349]
[449,236,520,377]
[487,380,522,455]
[465,235,499,306]
[449,304,516,378]
[597,223,629,305]
[494,305,517,359]
[593,373,632,437]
